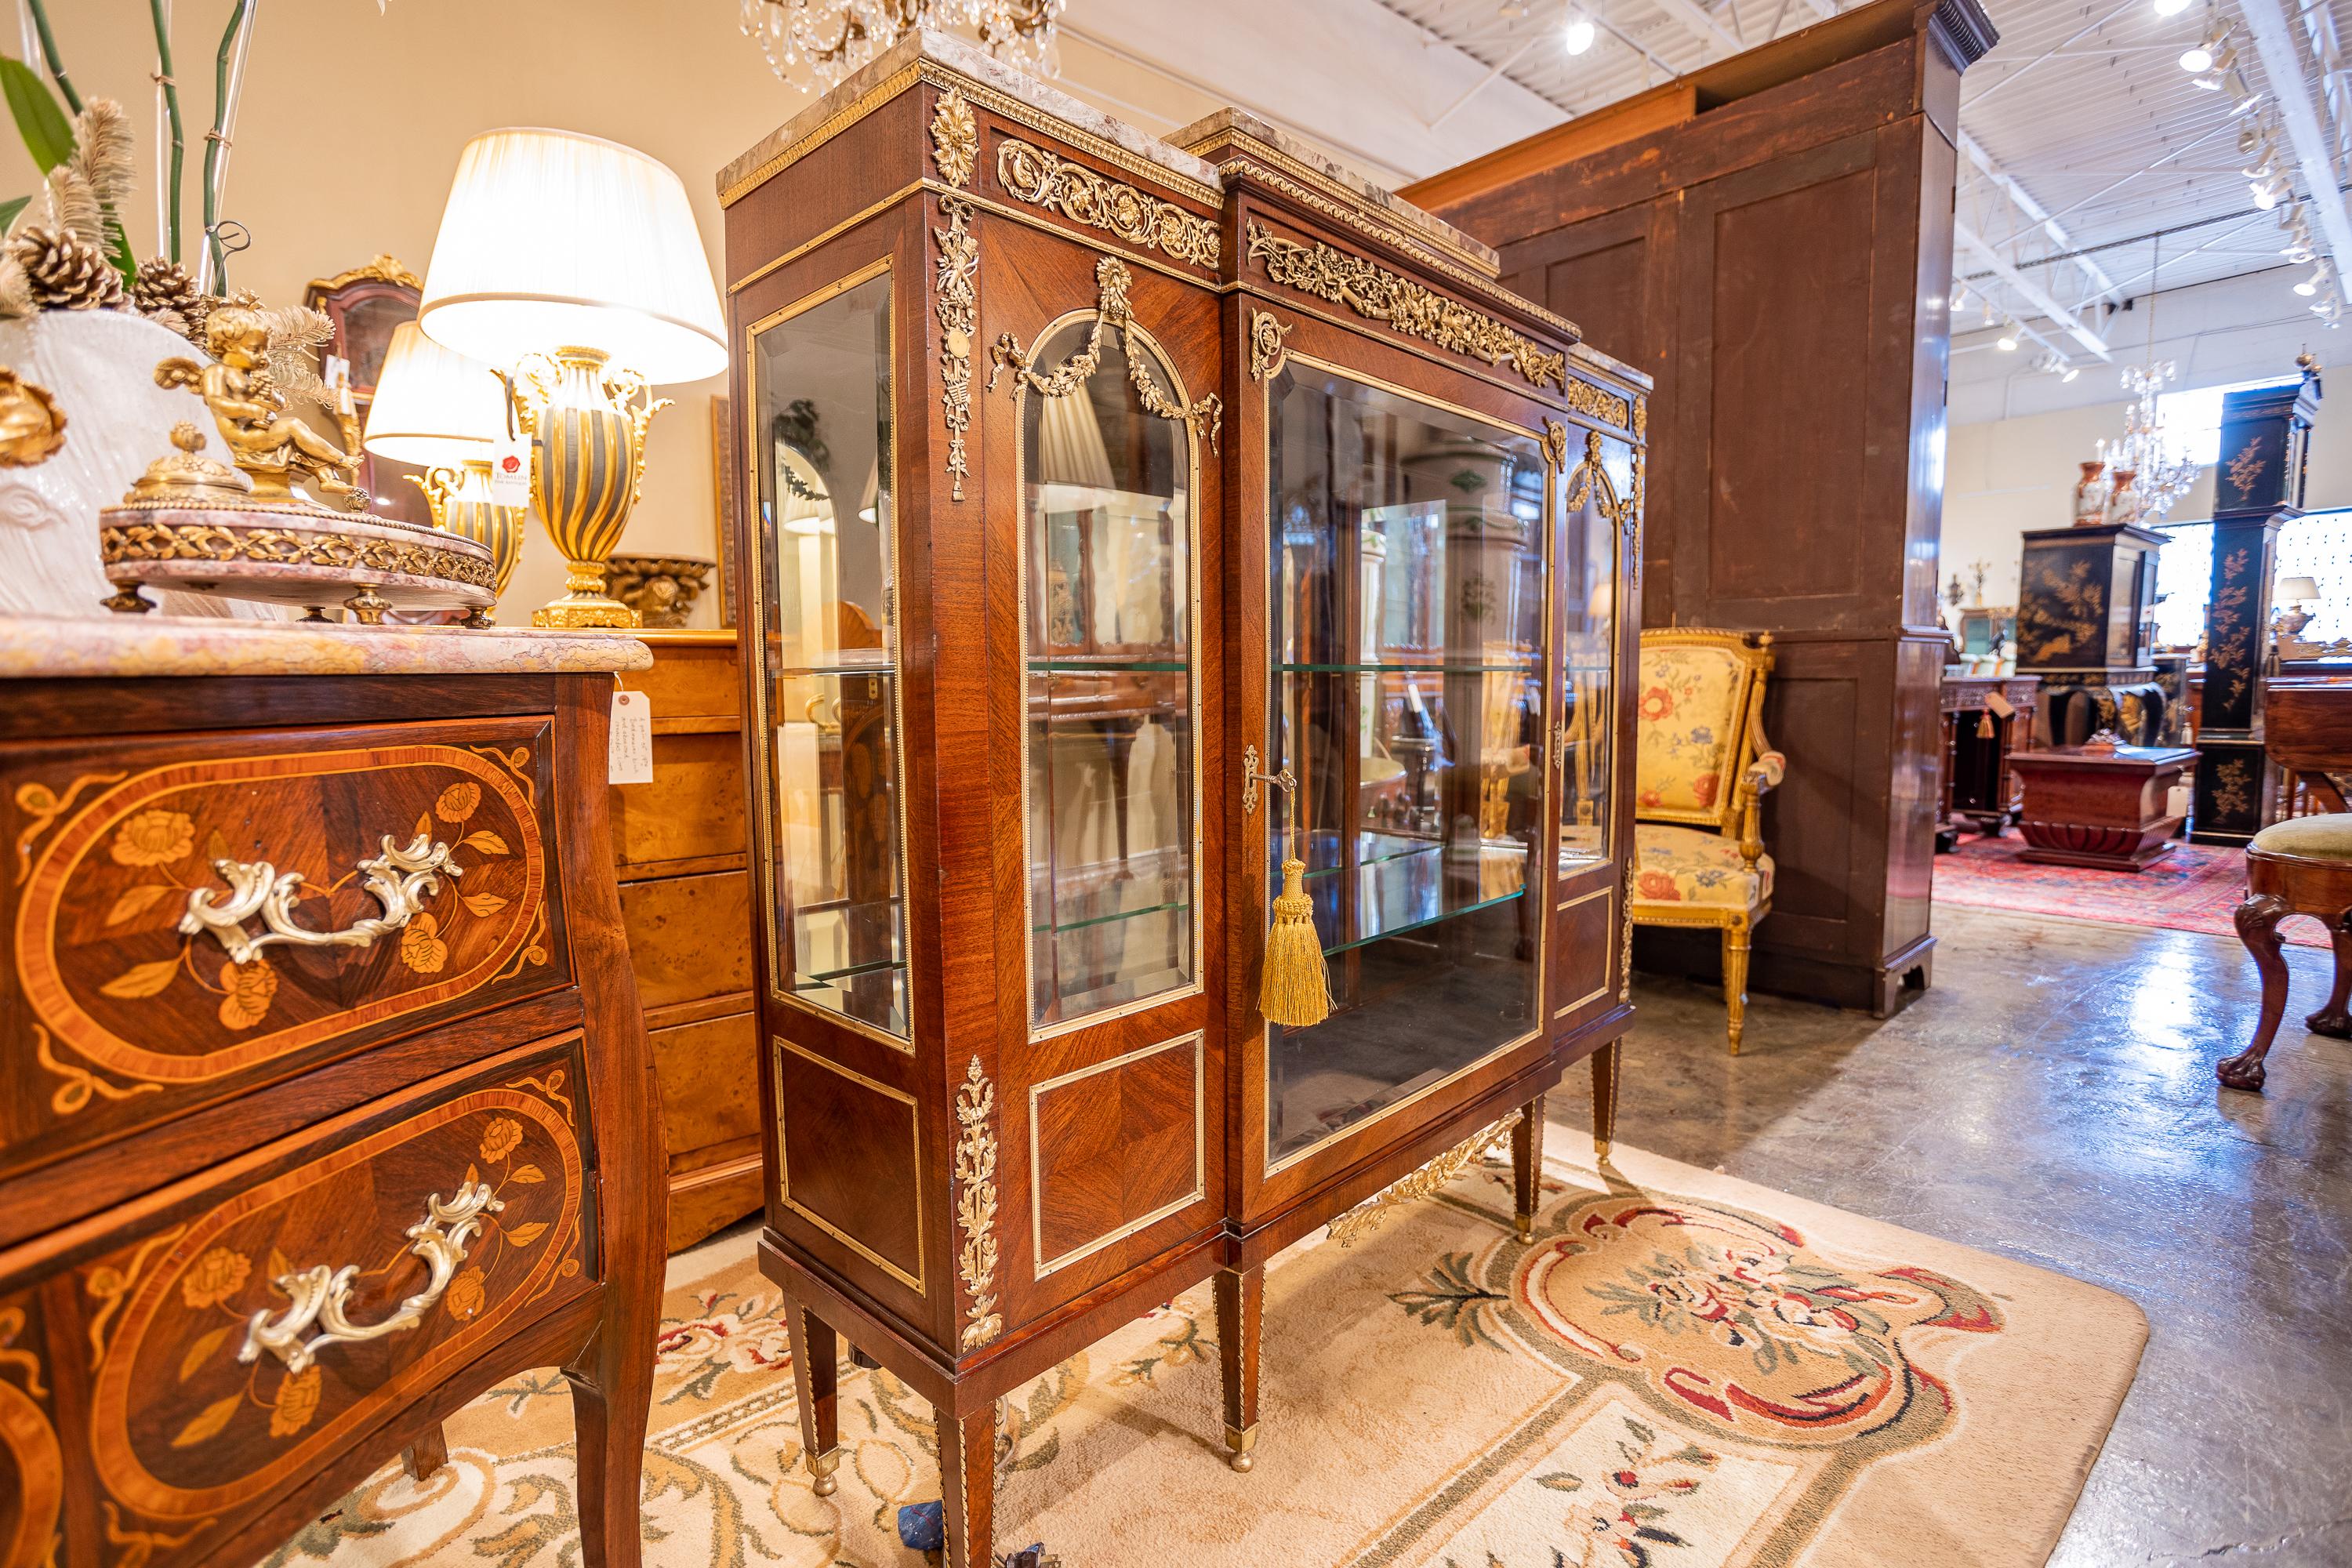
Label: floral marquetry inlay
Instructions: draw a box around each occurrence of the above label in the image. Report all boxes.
[1243,222,1566,390]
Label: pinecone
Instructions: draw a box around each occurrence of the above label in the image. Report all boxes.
[10,226,124,310]
[132,256,198,332]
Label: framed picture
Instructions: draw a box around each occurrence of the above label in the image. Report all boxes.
[305,256,433,530]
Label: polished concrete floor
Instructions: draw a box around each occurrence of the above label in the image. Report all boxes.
[1546,903,2352,1567]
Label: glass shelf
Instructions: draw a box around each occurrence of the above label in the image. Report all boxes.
[1264,361,1548,1165]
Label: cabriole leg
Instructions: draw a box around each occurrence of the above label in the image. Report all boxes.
[2307,914,2352,1038]
[1215,1264,1264,1472]
[403,1421,448,1483]
[782,1298,842,1494]
[564,1316,652,1568]
[2221,892,2294,1090]
[938,1403,996,1568]
[1590,1040,1620,1161]
[1722,924,1752,1056]
[1512,1095,1545,1242]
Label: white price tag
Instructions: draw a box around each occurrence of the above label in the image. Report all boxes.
[488,434,532,507]
[608,690,654,786]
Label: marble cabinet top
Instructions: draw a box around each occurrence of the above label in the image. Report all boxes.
[0,614,655,680]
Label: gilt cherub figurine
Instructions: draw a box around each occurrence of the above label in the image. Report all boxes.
[154,304,364,506]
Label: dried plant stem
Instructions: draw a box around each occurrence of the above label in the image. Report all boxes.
[149,0,183,263]
[199,0,254,292]
[23,0,80,114]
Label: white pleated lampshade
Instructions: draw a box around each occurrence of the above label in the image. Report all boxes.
[417,128,727,385]
[362,321,508,466]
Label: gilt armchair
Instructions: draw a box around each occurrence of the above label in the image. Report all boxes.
[1631,629,1784,1053]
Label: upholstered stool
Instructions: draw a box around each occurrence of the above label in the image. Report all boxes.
[2220,813,2352,1091]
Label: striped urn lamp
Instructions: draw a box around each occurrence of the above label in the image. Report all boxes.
[361,321,523,623]
[416,127,727,629]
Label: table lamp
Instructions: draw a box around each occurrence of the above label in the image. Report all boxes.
[362,321,525,623]
[2276,574,2323,644]
[416,128,727,628]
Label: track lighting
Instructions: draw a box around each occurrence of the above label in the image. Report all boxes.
[1563,13,1595,53]
[2063,363,2082,382]
[2154,0,2190,13]
[1997,321,2020,351]
[2182,43,2215,71]
[2298,260,2332,297]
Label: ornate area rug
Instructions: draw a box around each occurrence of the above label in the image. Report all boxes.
[1934,831,2325,948]
[261,1145,2145,1568]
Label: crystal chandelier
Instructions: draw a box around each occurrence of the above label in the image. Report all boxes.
[2097,361,2200,524]
[741,0,1066,93]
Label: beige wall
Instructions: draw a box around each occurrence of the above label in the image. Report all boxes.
[5,2,1252,626]
[1944,398,2352,614]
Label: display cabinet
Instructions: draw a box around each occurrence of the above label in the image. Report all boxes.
[719,36,1645,1568]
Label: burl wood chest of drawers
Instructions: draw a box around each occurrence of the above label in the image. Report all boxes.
[608,630,764,1250]
[0,616,664,1568]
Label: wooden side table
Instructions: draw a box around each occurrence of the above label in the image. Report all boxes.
[2009,744,2198,870]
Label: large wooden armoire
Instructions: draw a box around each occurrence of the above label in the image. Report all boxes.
[1402,0,1996,1018]
[718,34,1644,1566]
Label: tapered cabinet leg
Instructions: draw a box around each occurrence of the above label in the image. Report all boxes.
[402,1421,448,1483]
[1511,1095,1545,1242]
[2221,892,2294,1090]
[782,1297,842,1494]
[1722,924,1752,1056]
[2309,916,2352,1038]
[563,1316,652,1568]
[1590,1040,1620,1161]
[938,1403,996,1568]
[1214,1264,1264,1472]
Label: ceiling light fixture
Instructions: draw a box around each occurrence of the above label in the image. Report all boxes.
[741,0,1065,92]
[2182,43,2216,72]
[1997,321,2020,350]
[2063,363,2082,382]
[2298,260,2332,296]
[1563,13,1596,53]
[2154,0,2190,13]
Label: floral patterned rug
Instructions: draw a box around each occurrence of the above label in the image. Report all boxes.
[1934,831,2326,948]
[259,1145,2145,1568]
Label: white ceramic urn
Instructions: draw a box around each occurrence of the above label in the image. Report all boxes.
[0,308,285,619]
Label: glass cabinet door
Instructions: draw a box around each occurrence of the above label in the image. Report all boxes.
[1263,361,1546,1167]
[750,270,910,1040]
[1021,320,1200,1029]
[1558,434,1624,869]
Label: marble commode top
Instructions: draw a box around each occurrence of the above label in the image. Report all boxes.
[0,613,654,680]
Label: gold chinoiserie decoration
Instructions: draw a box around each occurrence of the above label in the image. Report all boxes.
[412,460,524,623]
[511,347,668,629]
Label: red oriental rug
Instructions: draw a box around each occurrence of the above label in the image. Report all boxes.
[1933,832,2327,948]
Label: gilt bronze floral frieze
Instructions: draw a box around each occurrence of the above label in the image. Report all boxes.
[997,137,1219,267]
[1243,222,1566,391]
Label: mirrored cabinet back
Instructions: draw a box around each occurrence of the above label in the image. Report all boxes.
[718,33,1646,1566]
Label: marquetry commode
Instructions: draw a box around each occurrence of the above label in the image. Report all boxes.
[719,32,1646,1566]
[0,615,663,1568]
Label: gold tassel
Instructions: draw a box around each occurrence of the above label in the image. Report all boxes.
[1259,847,1331,1027]
[1976,710,1995,739]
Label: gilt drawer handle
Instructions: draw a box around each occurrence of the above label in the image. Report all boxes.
[239,1182,505,1374]
[179,833,459,965]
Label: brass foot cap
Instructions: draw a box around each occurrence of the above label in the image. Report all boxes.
[1594,1140,1613,1163]
[1514,1218,1534,1243]
[808,1446,842,1495]
[1228,1450,1254,1473]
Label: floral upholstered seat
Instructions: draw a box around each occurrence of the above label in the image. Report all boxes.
[1634,822,1774,908]
[1630,630,1781,1054]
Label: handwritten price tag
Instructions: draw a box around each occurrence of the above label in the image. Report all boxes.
[608,690,654,786]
